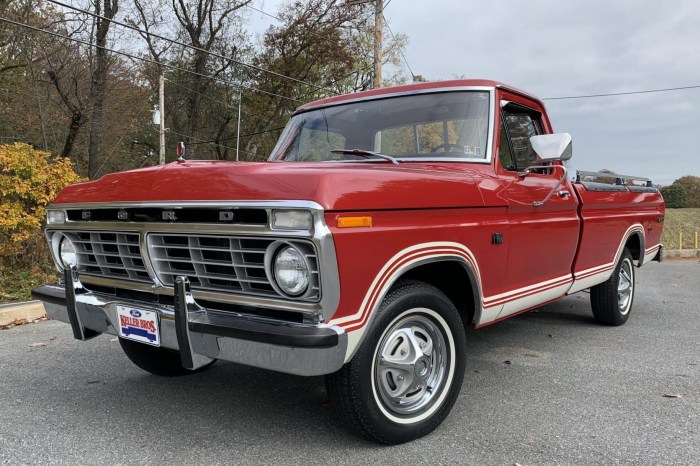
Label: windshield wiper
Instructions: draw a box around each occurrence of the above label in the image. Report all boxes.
[330,149,400,165]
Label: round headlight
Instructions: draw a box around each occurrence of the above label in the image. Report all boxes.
[273,246,309,296]
[59,236,78,268]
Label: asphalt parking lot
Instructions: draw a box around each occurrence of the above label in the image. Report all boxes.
[1,261,698,465]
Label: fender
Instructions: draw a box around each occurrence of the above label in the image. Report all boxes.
[568,223,647,295]
[327,242,482,363]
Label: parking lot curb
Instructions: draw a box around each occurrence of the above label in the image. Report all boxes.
[0,301,47,327]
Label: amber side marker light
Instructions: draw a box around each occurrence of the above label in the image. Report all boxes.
[337,216,373,228]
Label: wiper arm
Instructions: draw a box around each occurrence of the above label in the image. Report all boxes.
[330,149,400,165]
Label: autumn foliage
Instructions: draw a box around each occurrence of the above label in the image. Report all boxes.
[0,143,82,259]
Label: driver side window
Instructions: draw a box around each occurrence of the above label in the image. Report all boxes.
[499,107,542,171]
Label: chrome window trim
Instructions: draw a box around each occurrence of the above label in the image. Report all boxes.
[294,86,494,113]
[283,87,496,166]
[44,200,341,323]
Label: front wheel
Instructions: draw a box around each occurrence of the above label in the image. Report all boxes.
[590,248,635,326]
[325,280,466,444]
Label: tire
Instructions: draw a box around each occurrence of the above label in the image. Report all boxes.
[325,280,467,444]
[590,248,635,326]
[119,338,215,377]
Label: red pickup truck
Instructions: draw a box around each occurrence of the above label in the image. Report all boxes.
[33,79,664,444]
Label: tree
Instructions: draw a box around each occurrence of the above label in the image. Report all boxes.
[660,183,689,208]
[238,0,408,160]
[0,143,82,258]
[171,0,251,158]
[671,175,700,208]
[87,0,119,179]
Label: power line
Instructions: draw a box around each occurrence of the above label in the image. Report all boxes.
[174,125,285,148]
[166,128,259,159]
[46,0,337,95]
[95,99,151,177]
[542,85,700,100]
[382,14,415,79]
[212,125,286,144]
[11,12,696,112]
[242,0,377,88]
[245,1,376,26]
[0,16,303,104]
[166,79,273,126]
[245,3,283,22]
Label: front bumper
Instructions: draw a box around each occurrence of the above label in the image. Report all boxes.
[31,267,347,376]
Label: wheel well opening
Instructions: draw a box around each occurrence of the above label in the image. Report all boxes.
[625,233,642,263]
[400,261,476,326]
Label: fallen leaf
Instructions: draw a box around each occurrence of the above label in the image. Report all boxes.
[663,394,683,398]
[50,336,57,341]
[15,319,27,325]
[29,342,47,347]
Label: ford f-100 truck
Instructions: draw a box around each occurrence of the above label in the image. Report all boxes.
[32,79,664,444]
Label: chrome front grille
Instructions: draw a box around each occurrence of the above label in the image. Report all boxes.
[148,234,320,301]
[63,231,151,283]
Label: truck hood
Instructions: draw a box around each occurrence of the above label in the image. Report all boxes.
[54,161,493,211]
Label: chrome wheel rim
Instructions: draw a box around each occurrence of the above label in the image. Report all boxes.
[373,313,448,416]
[618,258,634,315]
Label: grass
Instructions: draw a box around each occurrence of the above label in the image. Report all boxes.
[0,237,57,304]
[0,267,56,303]
[662,208,700,250]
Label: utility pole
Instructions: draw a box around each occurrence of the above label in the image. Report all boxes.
[346,0,383,88]
[236,91,242,161]
[158,71,165,165]
[373,0,383,88]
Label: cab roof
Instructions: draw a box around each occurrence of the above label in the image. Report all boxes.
[295,79,544,113]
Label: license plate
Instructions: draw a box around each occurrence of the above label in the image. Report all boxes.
[116,305,160,347]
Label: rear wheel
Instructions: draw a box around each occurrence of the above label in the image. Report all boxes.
[325,280,467,444]
[591,248,635,326]
[119,338,215,377]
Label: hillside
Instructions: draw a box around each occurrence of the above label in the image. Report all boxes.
[662,208,700,249]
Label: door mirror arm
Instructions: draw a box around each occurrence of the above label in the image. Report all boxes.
[519,165,569,206]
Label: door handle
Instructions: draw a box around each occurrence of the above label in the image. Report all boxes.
[558,190,570,198]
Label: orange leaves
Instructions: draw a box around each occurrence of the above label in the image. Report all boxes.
[0,143,83,258]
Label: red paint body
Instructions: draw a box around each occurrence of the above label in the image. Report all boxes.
[53,80,665,331]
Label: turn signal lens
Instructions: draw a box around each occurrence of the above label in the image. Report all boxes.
[271,210,313,230]
[337,216,373,228]
[47,210,66,224]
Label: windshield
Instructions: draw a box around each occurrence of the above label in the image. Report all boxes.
[269,91,491,162]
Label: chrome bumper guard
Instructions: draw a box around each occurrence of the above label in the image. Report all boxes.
[31,267,347,376]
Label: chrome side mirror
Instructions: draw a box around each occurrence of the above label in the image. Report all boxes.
[520,133,573,206]
[529,133,572,162]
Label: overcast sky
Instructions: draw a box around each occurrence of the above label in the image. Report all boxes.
[250,0,699,185]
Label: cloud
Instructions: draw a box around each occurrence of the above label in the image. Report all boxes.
[383,0,700,184]
[250,0,700,185]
